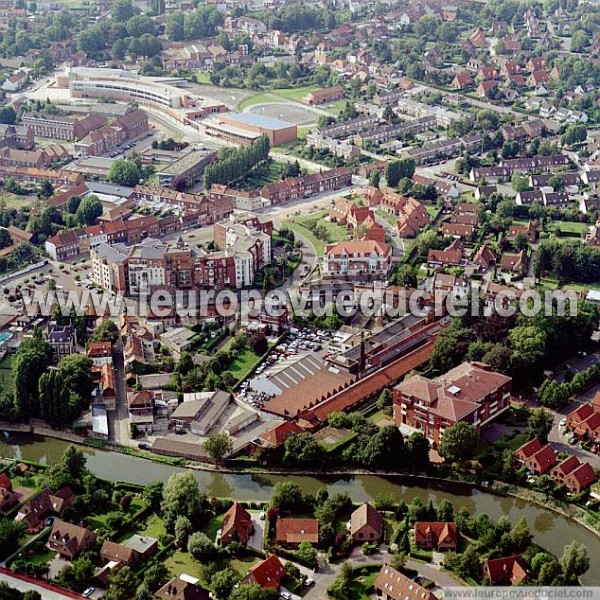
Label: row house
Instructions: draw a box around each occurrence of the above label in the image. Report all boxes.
[0,148,53,169]
[393,362,512,448]
[354,116,436,147]
[260,167,352,204]
[74,109,149,157]
[305,132,361,159]
[302,85,345,106]
[513,439,557,475]
[208,184,263,212]
[22,111,108,141]
[318,114,380,139]
[45,229,89,262]
[0,166,83,187]
[0,124,34,150]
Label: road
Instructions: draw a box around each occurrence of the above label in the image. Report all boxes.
[0,568,81,599]
[309,547,464,600]
[108,339,131,447]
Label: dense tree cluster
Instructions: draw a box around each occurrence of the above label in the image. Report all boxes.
[165,6,224,41]
[535,240,600,284]
[204,136,270,188]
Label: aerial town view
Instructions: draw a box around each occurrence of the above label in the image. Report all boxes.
[0,0,599,597]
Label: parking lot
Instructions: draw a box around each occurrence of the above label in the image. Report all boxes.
[236,328,335,410]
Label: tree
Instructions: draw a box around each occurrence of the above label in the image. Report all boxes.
[391,264,417,287]
[527,409,554,444]
[0,106,17,125]
[436,499,454,522]
[511,173,529,193]
[90,320,120,344]
[458,544,481,579]
[271,481,304,512]
[509,325,546,370]
[112,0,136,21]
[296,540,318,568]
[43,445,87,491]
[229,583,277,600]
[211,569,239,599]
[57,557,95,592]
[385,158,415,187]
[108,159,141,187]
[248,331,268,355]
[174,515,193,546]
[405,432,430,471]
[106,567,139,600]
[188,531,219,560]
[376,388,391,411]
[560,542,589,583]
[76,195,103,226]
[538,558,563,585]
[369,171,381,188]
[283,432,323,466]
[161,472,207,531]
[204,433,233,463]
[439,422,478,463]
[509,516,532,552]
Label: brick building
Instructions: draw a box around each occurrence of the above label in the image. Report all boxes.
[393,362,512,448]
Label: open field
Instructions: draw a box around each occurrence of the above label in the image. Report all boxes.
[221,337,262,381]
[2,193,37,210]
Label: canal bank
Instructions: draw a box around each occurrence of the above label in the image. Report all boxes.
[0,433,599,584]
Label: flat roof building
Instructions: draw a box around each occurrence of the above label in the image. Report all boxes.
[203,112,297,147]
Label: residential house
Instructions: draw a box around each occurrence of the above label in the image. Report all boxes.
[514,440,557,475]
[156,577,210,600]
[414,522,458,550]
[220,502,253,546]
[498,250,528,277]
[566,398,600,442]
[348,503,383,545]
[275,519,319,548]
[16,486,75,529]
[484,555,528,585]
[322,240,391,280]
[242,555,287,589]
[48,520,96,560]
[47,321,77,363]
[302,86,344,106]
[100,534,158,567]
[374,565,436,600]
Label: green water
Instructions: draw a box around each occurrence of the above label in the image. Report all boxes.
[1,433,598,584]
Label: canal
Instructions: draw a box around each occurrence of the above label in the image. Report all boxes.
[1,434,598,584]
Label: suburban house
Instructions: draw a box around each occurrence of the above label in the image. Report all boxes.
[393,362,512,448]
[48,520,96,559]
[302,85,344,105]
[484,555,528,585]
[551,456,597,494]
[514,440,557,475]
[414,522,458,550]
[220,502,254,546]
[374,565,436,600]
[16,486,76,529]
[348,503,384,545]
[0,473,17,513]
[566,396,600,442]
[242,555,287,589]
[156,576,210,600]
[275,518,319,548]
[100,534,159,568]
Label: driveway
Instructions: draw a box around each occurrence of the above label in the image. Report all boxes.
[276,545,466,599]
[247,511,265,551]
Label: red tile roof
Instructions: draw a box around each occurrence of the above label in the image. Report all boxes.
[243,555,286,589]
[485,555,528,585]
[275,518,319,545]
[414,522,458,548]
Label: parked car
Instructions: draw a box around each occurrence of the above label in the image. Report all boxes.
[83,588,95,598]
[568,436,578,445]
[559,417,567,427]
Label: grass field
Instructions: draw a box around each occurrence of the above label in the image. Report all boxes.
[549,221,589,236]
[286,211,348,255]
[376,209,399,225]
[165,550,202,579]
[1,193,37,210]
[221,338,262,381]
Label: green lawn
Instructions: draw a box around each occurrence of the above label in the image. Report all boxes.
[270,86,320,103]
[425,205,443,220]
[286,221,325,255]
[293,210,349,244]
[165,550,203,580]
[549,221,588,236]
[230,555,261,578]
[136,513,167,541]
[204,514,224,543]
[376,209,399,226]
[349,571,379,600]
[220,338,262,381]
[195,72,212,84]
